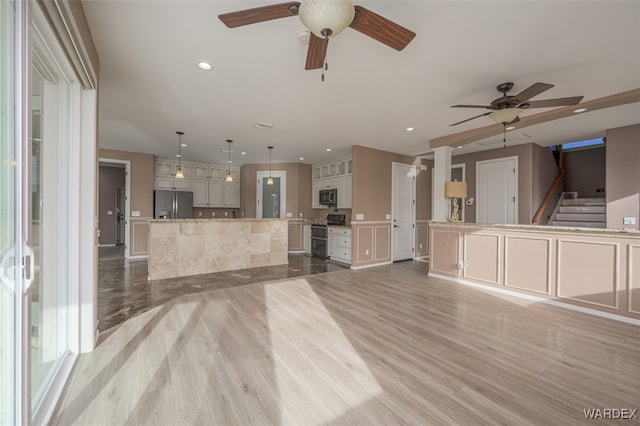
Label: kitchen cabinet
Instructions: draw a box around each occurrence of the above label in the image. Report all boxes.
[312,157,352,209]
[328,226,351,264]
[156,158,239,207]
[303,224,311,253]
[154,161,192,191]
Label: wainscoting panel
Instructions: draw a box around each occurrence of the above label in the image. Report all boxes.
[430,230,460,276]
[505,236,551,294]
[415,221,429,258]
[629,244,640,314]
[557,240,618,309]
[356,226,374,264]
[131,218,150,257]
[374,225,391,262]
[463,233,500,285]
[288,221,303,251]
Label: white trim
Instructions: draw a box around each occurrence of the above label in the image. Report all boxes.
[32,352,76,425]
[350,261,393,270]
[98,244,116,247]
[99,158,131,259]
[288,250,307,255]
[127,255,149,260]
[428,272,640,326]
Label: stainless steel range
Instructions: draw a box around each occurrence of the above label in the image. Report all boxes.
[311,214,346,259]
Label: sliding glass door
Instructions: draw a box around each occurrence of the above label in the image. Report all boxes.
[1,0,19,423]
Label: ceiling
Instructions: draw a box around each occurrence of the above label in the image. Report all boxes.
[82,1,640,166]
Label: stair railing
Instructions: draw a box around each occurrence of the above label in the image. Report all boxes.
[532,147,564,224]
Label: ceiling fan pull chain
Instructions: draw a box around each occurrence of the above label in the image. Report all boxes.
[503,123,507,148]
[321,32,329,82]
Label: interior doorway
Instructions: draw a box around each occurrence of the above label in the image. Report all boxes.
[476,156,518,224]
[257,171,286,218]
[391,162,416,261]
[98,159,130,258]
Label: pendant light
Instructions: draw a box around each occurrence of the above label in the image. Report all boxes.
[175,131,185,179]
[266,146,274,185]
[225,139,233,183]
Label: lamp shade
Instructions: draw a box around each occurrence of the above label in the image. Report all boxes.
[488,108,521,124]
[299,0,355,38]
[445,181,467,198]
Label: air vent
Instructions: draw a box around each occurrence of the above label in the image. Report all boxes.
[254,122,274,130]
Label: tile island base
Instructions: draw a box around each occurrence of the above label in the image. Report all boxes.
[147,218,288,280]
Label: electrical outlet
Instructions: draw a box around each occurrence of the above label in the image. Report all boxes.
[365,249,369,256]
[356,213,364,220]
[385,214,391,220]
[419,243,423,249]
[224,211,228,217]
[212,211,215,217]
[198,211,202,217]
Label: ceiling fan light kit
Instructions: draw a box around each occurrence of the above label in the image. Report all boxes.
[450,81,583,127]
[299,0,355,39]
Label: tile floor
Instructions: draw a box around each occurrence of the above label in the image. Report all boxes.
[97,246,348,337]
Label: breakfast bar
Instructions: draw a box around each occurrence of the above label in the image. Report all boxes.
[147,218,288,280]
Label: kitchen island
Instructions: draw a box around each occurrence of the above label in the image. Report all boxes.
[147,218,288,280]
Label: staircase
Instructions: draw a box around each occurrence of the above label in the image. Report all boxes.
[550,198,606,228]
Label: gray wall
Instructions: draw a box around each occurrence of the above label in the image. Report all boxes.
[606,124,640,230]
[564,146,606,198]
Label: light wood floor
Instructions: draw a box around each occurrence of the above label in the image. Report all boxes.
[52,261,639,425]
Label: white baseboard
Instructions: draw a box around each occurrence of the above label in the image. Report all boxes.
[428,272,640,326]
[127,255,148,260]
[351,261,393,270]
[98,244,116,247]
[288,250,307,255]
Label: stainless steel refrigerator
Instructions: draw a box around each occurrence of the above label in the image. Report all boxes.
[154,190,193,219]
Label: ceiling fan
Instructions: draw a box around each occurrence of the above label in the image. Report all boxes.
[218,1,415,76]
[450,82,584,126]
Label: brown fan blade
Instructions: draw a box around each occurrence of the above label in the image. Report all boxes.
[451,104,493,109]
[525,96,584,108]
[349,6,415,51]
[450,112,491,126]
[507,116,520,125]
[514,82,554,103]
[218,2,300,28]
[305,33,327,70]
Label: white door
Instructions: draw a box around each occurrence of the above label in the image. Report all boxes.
[257,171,286,218]
[476,156,518,224]
[391,163,416,261]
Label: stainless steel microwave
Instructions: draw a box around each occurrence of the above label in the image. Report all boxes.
[319,188,337,205]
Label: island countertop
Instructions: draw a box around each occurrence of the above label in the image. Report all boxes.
[147,218,288,280]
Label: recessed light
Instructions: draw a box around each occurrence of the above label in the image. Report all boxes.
[196,61,213,71]
[573,107,587,113]
[241,151,247,155]
[181,143,187,147]
[456,146,463,149]
[505,126,516,131]
[299,157,304,160]
[406,127,415,132]
[228,160,232,163]
[325,148,332,152]
[176,154,181,158]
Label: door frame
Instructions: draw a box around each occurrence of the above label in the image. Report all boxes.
[476,156,518,224]
[391,162,416,261]
[99,158,131,258]
[256,170,286,218]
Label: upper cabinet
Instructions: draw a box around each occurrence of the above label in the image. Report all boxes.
[312,157,352,209]
[155,158,239,208]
